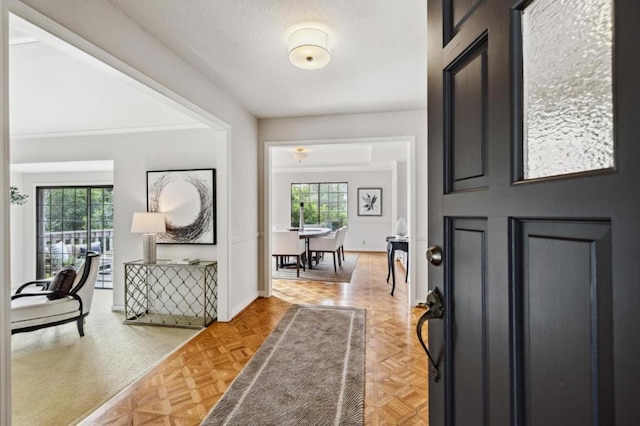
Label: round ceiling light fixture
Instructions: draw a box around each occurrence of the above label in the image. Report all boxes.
[293,147,309,162]
[288,27,331,70]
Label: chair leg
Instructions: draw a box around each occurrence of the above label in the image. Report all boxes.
[77,317,85,337]
[296,255,300,277]
[332,252,337,272]
[337,249,342,267]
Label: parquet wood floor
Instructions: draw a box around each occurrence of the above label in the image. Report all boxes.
[81,252,428,425]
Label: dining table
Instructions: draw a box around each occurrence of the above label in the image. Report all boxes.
[298,227,332,269]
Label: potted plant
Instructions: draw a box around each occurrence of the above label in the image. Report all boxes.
[10,186,28,205]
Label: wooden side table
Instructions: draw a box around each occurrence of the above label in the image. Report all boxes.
[386,237,409,296]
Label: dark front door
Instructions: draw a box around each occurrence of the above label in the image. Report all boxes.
[427,0,639,424]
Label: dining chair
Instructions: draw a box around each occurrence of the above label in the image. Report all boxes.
[336,226,347,261]
[272,230,306,277]
[309,229,343,272]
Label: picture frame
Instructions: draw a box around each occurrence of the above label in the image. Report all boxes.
[357,187,382,216]
[147,168,216,244]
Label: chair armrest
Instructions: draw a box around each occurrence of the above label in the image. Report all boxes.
[11,291,82,307]
[12,291,51,300]
[14,280,52,294]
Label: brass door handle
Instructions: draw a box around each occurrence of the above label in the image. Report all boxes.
[426,245,443,266]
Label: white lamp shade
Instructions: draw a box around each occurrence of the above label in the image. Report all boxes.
[288,28,331,69]
[131,212,166,234]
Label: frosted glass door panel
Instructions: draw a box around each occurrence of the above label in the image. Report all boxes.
[522,0,613,180]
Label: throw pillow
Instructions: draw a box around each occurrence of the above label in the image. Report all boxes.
[47,266,77,300]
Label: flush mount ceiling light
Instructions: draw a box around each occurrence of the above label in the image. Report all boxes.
[288,27,331,70]
[293,147,309,162]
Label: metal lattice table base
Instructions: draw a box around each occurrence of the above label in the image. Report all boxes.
[125,312,214,328]
[124,260,217,329]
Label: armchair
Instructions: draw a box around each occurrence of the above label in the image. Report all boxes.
[11,252,100,337]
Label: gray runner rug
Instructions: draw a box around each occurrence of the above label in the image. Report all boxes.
[202,304,366,426]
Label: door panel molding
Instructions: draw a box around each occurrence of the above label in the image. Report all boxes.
[510,219,614,425]
[444,32,489,193]
[444,0,486,45]
[445,217,489,425]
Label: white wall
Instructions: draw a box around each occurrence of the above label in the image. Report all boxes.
[9,172,26,284]
[258,110,428,304]
[397,161,408,222]
[272,170,394,251]
[11,128,219,310]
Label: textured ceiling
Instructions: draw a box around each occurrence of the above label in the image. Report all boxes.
[106,0,427,118]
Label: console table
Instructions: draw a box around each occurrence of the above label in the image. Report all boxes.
[124,260,217,329]
[386,237,409,296]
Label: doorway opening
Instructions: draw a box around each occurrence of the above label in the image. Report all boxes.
[264,137,417,306]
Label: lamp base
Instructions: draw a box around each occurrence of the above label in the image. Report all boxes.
[142,233,157,264]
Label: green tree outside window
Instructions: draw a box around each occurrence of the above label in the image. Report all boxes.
[291,182,348,229]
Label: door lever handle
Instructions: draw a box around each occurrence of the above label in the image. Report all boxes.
[416,286,444,382]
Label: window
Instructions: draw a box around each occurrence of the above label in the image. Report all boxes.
[520,0,613,179]
[290,183,348,229]
[36,186,114,288]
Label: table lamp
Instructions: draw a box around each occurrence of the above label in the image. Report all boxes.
[131,212,166,263]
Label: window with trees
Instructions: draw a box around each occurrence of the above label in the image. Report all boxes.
[36,186,114,288]
[290,182,348,229]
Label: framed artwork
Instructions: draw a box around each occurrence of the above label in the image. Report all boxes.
[147,169,216,244]
[357,188,382,216]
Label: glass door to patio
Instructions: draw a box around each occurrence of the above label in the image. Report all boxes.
[36,186,114,289]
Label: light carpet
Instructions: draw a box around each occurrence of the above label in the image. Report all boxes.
[11,289,199,425]
[202,304,365,426]
[272,253,359,283]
